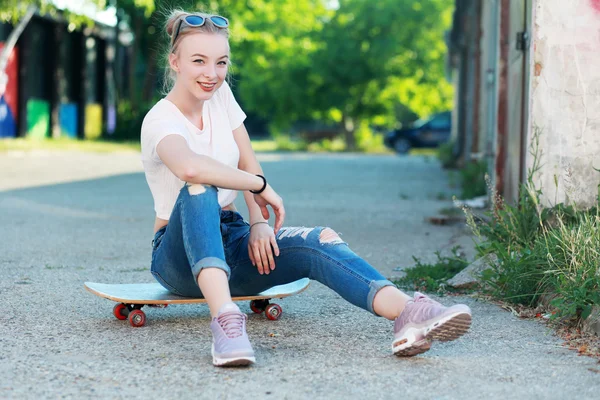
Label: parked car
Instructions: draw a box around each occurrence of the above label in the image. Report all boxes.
[384,111,452,154]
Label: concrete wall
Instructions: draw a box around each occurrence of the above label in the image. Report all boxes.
[530,0,600,207]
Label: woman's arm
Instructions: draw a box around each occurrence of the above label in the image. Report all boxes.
[156,134,264,191]
[156,133,285,232]
[232,123,283,274]
[232,124,269,224]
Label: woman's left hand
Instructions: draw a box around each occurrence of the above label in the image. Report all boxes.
[248,222,280,275]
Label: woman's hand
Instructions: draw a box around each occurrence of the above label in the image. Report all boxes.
[253,184,285,234]
[248,222,280,275]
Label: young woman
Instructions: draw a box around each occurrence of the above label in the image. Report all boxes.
[141,10,472,367]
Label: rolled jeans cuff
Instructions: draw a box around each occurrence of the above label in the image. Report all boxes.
[191,257,231,281]
[367,279,397,316]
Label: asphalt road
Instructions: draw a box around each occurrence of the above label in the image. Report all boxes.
[0,150,598,399]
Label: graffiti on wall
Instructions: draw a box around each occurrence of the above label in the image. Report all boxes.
[0,43,18,138]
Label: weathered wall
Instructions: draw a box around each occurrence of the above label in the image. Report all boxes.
[480,0,501,191]
[530,0,600,207]
[477,0,493,157]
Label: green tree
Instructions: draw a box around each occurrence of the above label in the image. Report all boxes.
[0,0,110,24]
[312,0,454,149]
[116,0,157,107]
[210,0,331,131]
[129,0,330,132]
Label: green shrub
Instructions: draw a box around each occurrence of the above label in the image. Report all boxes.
[478,234,550,307]
[355,122,389,153]
[476,183,546,254]
[459,160,488,199]
[463,128,600,323]
[471,193,600,319]
[437,141,457,169]
[273,135,308,151]
[307,137,346,152]
[109,101,153,142]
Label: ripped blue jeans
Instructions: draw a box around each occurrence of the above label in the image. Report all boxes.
[150,184,396,315]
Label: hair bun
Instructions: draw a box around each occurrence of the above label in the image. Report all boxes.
[165,10,188,36]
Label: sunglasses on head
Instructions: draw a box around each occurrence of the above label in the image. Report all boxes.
[171,14,229,47]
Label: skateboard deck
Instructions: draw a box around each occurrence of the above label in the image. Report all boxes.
[84,278,310,327]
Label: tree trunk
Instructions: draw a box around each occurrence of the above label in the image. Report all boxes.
[342,113,357,151]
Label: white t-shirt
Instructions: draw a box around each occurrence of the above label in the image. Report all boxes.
[140,81,247,220]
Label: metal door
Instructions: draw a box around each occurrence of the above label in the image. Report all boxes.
[504,0,532,201]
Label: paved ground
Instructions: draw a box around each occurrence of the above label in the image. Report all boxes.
[1,150,599,399]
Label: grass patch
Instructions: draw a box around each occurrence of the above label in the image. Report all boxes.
[394,247,469,293]
[251,140,278,152]
[461,128,600,324]
[0,138,140,153]
[411,148,438,157]
[274,135,309,152]
[307,137,347,152]
[253,134,393,154]
[472,198,600,320]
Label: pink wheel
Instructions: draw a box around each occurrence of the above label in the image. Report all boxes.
[113,304,128,320]
[250,300,267,314]
[128,309,146,327]
[265,304,282,321]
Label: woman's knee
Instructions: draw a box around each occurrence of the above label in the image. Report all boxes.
[180,184,219,208]
[318,227,345,245]
[184,183,218,197]
[275,226,347,247]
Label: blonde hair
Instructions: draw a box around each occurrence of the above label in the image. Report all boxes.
[162,9,230,94]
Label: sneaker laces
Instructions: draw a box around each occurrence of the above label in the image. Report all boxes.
[217,311,246,339]
[407,292,445,321]
[413,292,441,305]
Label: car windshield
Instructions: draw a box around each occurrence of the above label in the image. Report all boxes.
[411,113,450,129]
[411,117,429,129]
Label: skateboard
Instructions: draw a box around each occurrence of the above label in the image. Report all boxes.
[84,278,310,327]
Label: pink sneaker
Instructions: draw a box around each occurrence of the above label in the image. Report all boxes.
[393,292,472,356]
[210,304,255,367]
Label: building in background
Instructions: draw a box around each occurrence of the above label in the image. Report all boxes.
[448,0,600,207]
[448,0,532,204]
[0,38,18,138]
[0,2,131,141]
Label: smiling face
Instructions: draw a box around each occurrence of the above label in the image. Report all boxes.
[169,32,230,101]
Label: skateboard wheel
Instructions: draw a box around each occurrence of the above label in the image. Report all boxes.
[265,304,282,321]
[128,309,146,327]
[250,300,268,314]
[113,304,128,320]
